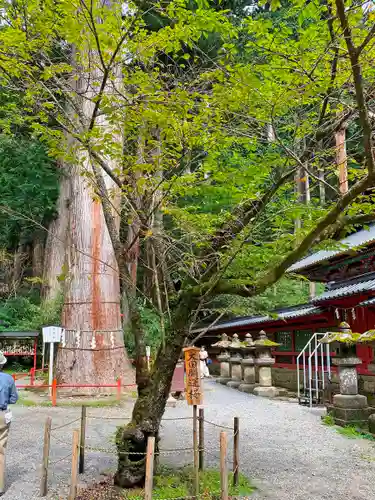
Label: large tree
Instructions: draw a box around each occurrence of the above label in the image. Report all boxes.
[0,0,375,487]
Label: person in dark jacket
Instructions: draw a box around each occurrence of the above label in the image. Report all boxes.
[0,352,18,495]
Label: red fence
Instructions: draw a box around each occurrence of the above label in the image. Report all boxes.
[14,371,136,407]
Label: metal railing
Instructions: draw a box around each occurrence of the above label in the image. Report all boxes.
[296,332,331,407]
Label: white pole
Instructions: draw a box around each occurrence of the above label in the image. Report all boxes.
[146,345,151,372]
[320,337,325,390]
[308,342,312,407]
[49,342,54,396]
[297,352,300,401]
[314,335,319,401]
[326,343,331,379]
[42,342,45,371]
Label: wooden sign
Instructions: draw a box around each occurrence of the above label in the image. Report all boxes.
[183,347,203,406]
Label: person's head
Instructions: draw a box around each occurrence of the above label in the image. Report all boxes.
[201,346,205,351]
[0,352,7,371]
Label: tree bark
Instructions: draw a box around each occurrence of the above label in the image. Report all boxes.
[32,230,45,279]
[336,127,348,195]
[42,167,71,300]
[114,299,195,487]
[56,162,133,389]
[12,243,26,294]
[55,45,133,390]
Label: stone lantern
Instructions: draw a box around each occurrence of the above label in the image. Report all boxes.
[358,328,375,431]
[227,334,243,389]
[211,333,232,385]
[239,333,257,393]
[253,330,280,398]
[320,321,369,427]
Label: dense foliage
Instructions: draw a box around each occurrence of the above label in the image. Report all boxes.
[0,136,59,249]
[0,0,375,485]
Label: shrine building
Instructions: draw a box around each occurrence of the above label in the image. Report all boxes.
[202,225,375,396]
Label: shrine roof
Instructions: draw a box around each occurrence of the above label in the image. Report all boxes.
[358,297,375,306]
[0,331,38,338]
[313,273,375,303]
[198,304,324,333]
[288,224,375,273]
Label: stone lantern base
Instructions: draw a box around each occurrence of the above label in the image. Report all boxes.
[253,386,279,398]
[238,383,257,393]
[332,394,369,427]
[217,376,232,385]
[227,379,242,389]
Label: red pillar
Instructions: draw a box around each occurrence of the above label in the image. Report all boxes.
[33,338,37,372]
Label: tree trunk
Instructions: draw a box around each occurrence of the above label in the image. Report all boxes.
[32,230,44,279]
[56,161,133,389]
[114,300,194,487]
[12,243,26,294]
[42,169,71,300]
[336,127,348,195]
[55,46,133,390]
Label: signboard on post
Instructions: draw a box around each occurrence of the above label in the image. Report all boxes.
[42,326,64,395]
[183,347,203,406]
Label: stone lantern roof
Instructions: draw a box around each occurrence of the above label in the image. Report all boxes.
[242,332,255,348]
[253,330,280,347]
[229,333,242,350]
[319,322,361,345]
[211,333,231,349]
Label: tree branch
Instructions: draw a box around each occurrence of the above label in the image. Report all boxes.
[356,23,375,57]
[203,166,297,263]
[335,0,375,174]
[198,173,374,297]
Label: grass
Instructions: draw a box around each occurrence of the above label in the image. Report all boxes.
[321,415,375,441]
[321,414,334,426]
[17,393,127,408]
[17,394,52,407]
[336,425,375,441]
[123,466,255,499]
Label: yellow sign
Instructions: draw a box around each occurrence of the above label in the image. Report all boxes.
[183,347,203,406]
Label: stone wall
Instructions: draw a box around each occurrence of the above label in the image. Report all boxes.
[272,367,375,402]
[272,368,303,390]
[359,375,375,406]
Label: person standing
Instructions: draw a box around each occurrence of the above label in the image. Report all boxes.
[0,352,18,496]
[199,346,210,379]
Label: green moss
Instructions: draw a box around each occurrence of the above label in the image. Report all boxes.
[261,339,280,347]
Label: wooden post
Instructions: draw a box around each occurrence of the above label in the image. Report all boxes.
[51,378,57,407]
[199,408,204,471]
[144,436,156,500]
[40,416,52,497]
[69,429,80,500]
[193,405,199,498]
[79,406,86,474]
[233,417,239,487]
[116,378,121,401]
[220,431,228,500]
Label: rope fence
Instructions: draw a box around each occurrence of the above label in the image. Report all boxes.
[39,407,240,500]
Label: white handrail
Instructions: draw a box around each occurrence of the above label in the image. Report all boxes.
[296,332,331,407]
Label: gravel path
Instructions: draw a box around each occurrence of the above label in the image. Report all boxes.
[3,381,375,499]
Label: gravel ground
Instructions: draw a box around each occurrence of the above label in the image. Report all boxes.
[3,380,375,499]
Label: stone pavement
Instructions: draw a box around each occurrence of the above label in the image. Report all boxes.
[3,380,375,499]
